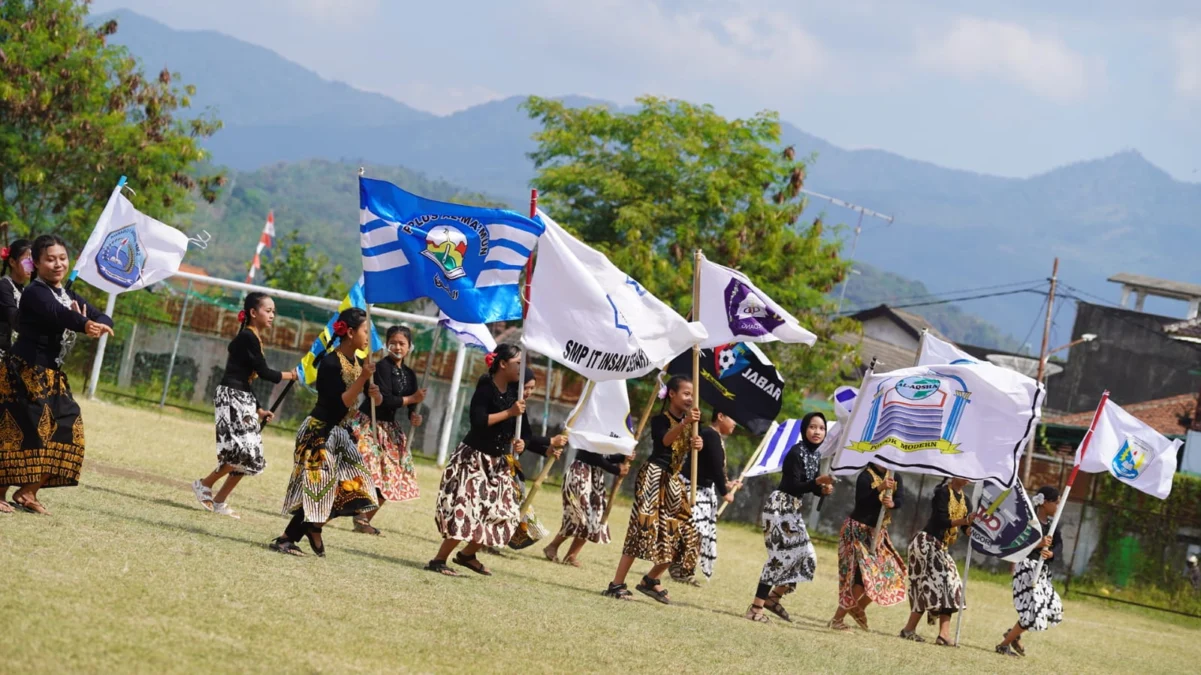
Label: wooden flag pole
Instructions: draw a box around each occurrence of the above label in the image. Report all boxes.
[716,422,777,519]
[366,303,379,440]
[519,380,595,515]
[600,376,660,526]
[511,189,538,457]
[689,249,703,506]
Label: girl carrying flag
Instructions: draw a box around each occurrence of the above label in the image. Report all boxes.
[900,477,975,645]
[996,486,1064,657]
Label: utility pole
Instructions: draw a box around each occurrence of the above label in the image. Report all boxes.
[799,189,894,313]
[1023,257,1059,486]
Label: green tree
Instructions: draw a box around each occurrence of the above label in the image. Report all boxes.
[261,230,344,298]
[524,95,858,411]
[0,0,224,247]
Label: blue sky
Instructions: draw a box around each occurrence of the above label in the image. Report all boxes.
[92,0,1201,182]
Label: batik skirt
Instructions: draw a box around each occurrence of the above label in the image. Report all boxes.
[213,385,265,476]
[346,414,420,503]
[281,417,378,523]
[836,517,908,609]
[675,483,718,579]
[622,461,697,567]
[558,459,611,544]
[907,531,964,616]
[1013,559,1063,631]
[0,355,85,489]
[759,490,818,589]
[434,442,520,547]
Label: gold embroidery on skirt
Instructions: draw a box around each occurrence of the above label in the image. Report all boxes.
[0,410,22,452]
[72,416,85,446]
[38,404,56,443]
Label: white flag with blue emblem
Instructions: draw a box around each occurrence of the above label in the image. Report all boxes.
[522,210,707,382]
[73,185,189,295]
[1077,398,1181,499]
[697,255,816,349]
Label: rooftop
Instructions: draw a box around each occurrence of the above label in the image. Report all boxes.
[1046,393,1197,437]
[1108,273,1201,301]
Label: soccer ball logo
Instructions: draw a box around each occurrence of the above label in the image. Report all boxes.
[714,344,751,379]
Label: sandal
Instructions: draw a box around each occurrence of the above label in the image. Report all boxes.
[828,618,853,632]
[899,629,925,642]
[635,575,671,605]
[213,502,240,520]
[305,528,325,558]
[542,545,559,562]
[935,636,956,647]
[849,606,870,631]
[1011,636,1026,657]
[745,605,771,623]
[0,500,13,514]
[764,592,792,622]
[353,519,382,536]
[191,479,214,511]
[996,644,1019,657]
[424,559,462,577]
[12,494,49,515]
[269,537,306,557]
[602,582,633,600]
[453,552,492,576]
[561,556,581,568]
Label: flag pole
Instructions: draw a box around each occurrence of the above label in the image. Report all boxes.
[955,480,981,645]
[1032,389,1108,582]
[512,189,537,461]
[690,249,702,506]
[261,380,296,431]
[716,423,776,519]
[366,303,379,439]
[520,379,594,515]
[601,374,660,525]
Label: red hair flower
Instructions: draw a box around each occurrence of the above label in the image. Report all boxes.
[237,310,247,323]
[484,352,496,367]
[0,247,9,261]
[333,320,349,337]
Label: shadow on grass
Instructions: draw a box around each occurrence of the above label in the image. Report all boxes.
[84,505,270,549]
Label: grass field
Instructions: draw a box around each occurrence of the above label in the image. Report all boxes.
[3,400,1199,673]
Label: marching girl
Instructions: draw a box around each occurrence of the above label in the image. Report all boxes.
[348,325,426,535]
[0,238,32,514]
[602,375,702,604]
[192,292,298,519]
[270,308,380,557]
[900,477,975,645]
[0,235,113,515]
[745,412,835,623]
[426,343,528,576]
[542,448,628,566]
[504,368,567,551]
[996,486,1064,657]
[670,409,741,585]
[828,462,908,630]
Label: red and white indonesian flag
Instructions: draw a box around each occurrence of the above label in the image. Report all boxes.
[697,255,816,349]
[246,211,274,283]
[830,364,1043,487]
[1077,399,1181,499]
[566,380,638,457]
[74,185,189,294]
[522,211,707,381]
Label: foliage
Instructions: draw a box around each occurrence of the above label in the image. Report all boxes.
[524,95,858,408]
[260,230,344,299]
[0,0,223,247]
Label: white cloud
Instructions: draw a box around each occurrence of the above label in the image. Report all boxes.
[289,0,380,27]
[1174,23,1201,100]
[917,17,1103,102]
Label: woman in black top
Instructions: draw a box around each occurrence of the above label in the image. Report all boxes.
[828,462,909,631]
[0,238,33,513]
[192,292,298,519]
[670,410,742,585]
[543,445,628,566]
[427,343,530,576]
[271,308,380,557]
[997,485,1064,657]
[901,477,975,645]
[504,369,567,551]
[603,375,703,604]
[746,412,836,624]
[0,235,113,515]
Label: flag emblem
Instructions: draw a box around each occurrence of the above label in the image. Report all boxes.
[714,343,751,379]
[421,224,469,280]
[1111,437,1150,480]
[722,278,784,338]
[96,224,146,288]
[849,372,970,455]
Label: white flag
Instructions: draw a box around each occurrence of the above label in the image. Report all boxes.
[1077,398,1181,499]
[697,256,816,349]
[438,312,496,352]
[566,380,638,457]
[523,211,707,381]
[74,186,189,295]
[830,363,1043,487]
[917,331,981,366]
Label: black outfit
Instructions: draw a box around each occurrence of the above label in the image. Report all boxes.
[462,374,522,456]
[776,442,824,501]
[11,280,111,368]
[0,277,24,352]
[849,464,905,525]
[218,328,282,407]
[683,426,731,496]
[923,483,974,545]
[647,411,685,470]
[756,412,826,599]
[1026,520,1063,566]
[575,449,625,475]
[361,357,417,423]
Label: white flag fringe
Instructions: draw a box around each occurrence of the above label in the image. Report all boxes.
[565,379,638,457]
[696,256,816,349]
[438,312,496,352]
[1077,398,1181,499]
[74,187,189,294]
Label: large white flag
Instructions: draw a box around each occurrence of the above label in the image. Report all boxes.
[566,380,638,457]
[1077,398,1181,499]
[74,186,189,294]
[523,211,707,381]
[438,312,496,353]
[830,363,1043,487]
[697,256,816,349]
[917,331,981,366]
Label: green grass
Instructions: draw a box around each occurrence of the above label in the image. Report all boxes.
[3,400,1199,673]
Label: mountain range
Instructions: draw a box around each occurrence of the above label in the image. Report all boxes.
[97,9,1201,350]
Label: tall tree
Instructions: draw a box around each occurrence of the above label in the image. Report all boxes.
[261,231,344,299]
[524,95,857,408]
[0,0,223,247]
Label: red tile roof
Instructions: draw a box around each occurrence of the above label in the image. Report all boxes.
[1046,393,1197,436]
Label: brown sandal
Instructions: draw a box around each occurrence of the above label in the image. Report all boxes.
[745,605,771,623]
[453,552,492,576]
[764,591,792,622]
[353,518,382,536]
[635,575,671,604]
[12,494,48,515]
[425,559,462,577]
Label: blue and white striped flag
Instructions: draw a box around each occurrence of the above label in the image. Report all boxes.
[295,275,384,392]
[745,419,804,477]
[358,177,544,324]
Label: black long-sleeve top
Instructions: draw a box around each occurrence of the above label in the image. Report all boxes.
[648,411,688,471]
[683,426,731,496]
[923,483,974,546]
[360,357,417,423]
[1027,517,1064,567]
[0,277,23,351]
[848,465,905,526]
[12,279,112,369]
[462,374,523,457]
[777,441,823,500]
[519,412,550,458]
[219,329,282,406]
[309,351,360,427]
[575,450,626,475]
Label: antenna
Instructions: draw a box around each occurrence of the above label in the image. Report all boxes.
[801,188,895,313]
